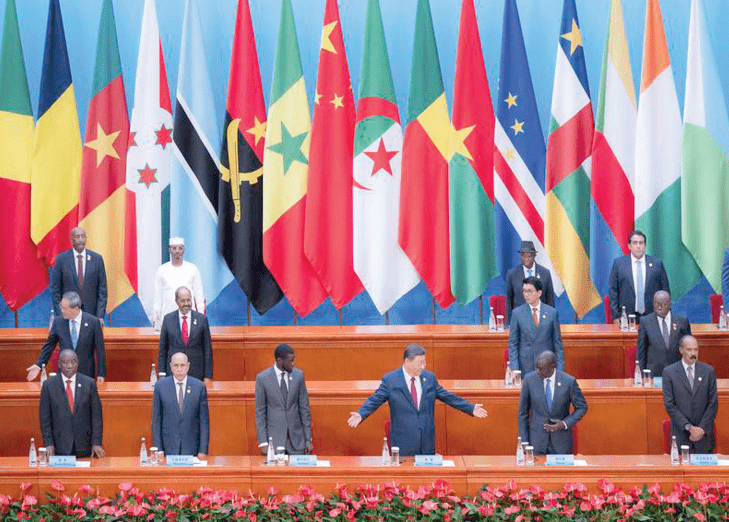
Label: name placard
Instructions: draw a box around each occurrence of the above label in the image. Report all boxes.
[49,455,76,467]
[546,454,575,466]
[690,454,718,466]
[414,455,443,467]
[289,455,317,467]
[653,377,663,388]
[166,455,194,467]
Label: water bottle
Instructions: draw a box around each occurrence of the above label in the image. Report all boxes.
[719,306,727,331]
[620,306,628,331]
[48,309,55,332]
[670,435,679,465]
[504,361,513,388]
[488,308,496,332]
[381,437,390,466]
[29,438,37,467]
[139,437,148,466]
[150,364,158,386]
[40,364,48,385]
[633,361,642,387]
[516,436,525,466]
[266,437,275,465]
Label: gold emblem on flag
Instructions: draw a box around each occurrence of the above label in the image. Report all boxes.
[219,118,263,223]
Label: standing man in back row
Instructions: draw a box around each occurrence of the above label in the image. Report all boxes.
[153,238,204,328]
[505,241,554,323]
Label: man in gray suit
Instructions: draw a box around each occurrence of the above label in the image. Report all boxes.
[255,344,312,455]
[637,291,691,377]
[508,276,564,375]
[518,351,587,455]
[663,335,717,453]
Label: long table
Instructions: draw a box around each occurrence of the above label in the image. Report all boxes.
[3,380,727,458]
[1,455,727,499]
[1,324,727,382]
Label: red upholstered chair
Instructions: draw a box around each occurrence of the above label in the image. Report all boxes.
[47,348,60,374]
[572,425,579,455]
[624,345,637,378]
[604,295,612,324]
[663,418,672,454]
[489,295,506,321]
[710,294,724,323]
[503,348,509,372]
[385,420,391,451]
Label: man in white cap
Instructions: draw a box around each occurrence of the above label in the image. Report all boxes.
[153,238,205,328]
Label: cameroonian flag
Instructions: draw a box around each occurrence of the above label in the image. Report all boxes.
[635,0,701,298]
[544,0,601,318]
[31,0,81,268]
[0,0,47,310]
[681,0,729,293]
[400,0,454,309]
[448,0,497,306]
[262,0,327,317]
[78,0,134,313]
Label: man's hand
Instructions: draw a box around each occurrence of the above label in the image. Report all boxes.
[46,445,55,457]
[472,404,488,418]
[204,378,212,385]
[306,440,314,452]
[26,365,41,382]
[689,426,705,442]
[347,412,362,428]
[544,420,564,433]
[91,445,105,458]
[97,377,105,384]
[196,453,207,461]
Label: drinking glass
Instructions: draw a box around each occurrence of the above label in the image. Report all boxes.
[496,315,505,332]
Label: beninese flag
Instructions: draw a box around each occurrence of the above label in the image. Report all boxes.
[635,0,701,298]
[400,0,454,309]
[262,0,327,317]
[544,0,601,318]
[305,0,362,309]
[681,0,729,293]
[31,0,81,268]
[589,0,636,296]
[125,0,173,324]
[449,0,497,306]
[218,0,283,315]
[78,0,134,313]
[0,0,47,310]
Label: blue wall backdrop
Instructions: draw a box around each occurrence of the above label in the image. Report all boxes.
[1,0,727,327]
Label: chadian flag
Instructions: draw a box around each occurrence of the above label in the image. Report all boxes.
[448,0,497,306]
[400,0,454,309]
[171,0,233,310]
[30,0,81,268]
[78,0,134,313]
[635,0,701,298]
[126,0,173,324]
[494,0,563,295]
[262,0,327,317]
[218,0,283,315]
[0,0,48,310]
[353,0,419,314]
[681,0,729,294]
[305,0,363,309]
[590,0,636,297]
[544,0,601,318]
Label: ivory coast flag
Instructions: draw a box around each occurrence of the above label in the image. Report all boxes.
[681,0,729,293]
[400,0,454,309]
[544,0,601,317]
[31,0,81,268]
[262,0,327,317]
[0,0,48,310]
[635,0,701,298]
[78,0,134,312]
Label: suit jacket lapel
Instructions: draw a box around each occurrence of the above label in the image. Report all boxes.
[399,371,418,411]
[74,378,83,414]
[535,376,549,412]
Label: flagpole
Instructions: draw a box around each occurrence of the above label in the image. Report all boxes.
[247,301,251,327]
[14,311,17,328]
[479,296,483,325]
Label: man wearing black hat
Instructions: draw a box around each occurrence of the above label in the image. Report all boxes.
[505,241,554,322]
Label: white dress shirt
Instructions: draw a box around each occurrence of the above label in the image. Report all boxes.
[631,254,647,311]
[530,301,541,325]
[523,265,536,279]
[543,371,568,430]
[402,367,422,409]
[178,311,192,333]
[173,376,188,398]
[74,249,87,278]
[68,312,82,339]
[273,364,289,391]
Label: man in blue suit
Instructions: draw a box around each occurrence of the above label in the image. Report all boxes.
[518,351,587,455]
[50,227,108,321]
[609,230,669,324]
[508,276,564,375]
[152,352,209,459]
[721,248,729,317]
[347,344,488,456]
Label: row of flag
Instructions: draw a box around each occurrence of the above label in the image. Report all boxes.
[0,0,726,321]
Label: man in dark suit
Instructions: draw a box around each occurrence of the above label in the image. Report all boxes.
[505,241,554,322]
[518,351,587,455]
[152,352,209,458]
[50,227,108,321]
[637,291,691,377]
[721,248,729,317]
[609,230,669,324]
[255,344,312,455]
[347,344,488,456]
[508,276,564,375]
[26,292,105,382]
[663,335,717,453]
[39,349,105,458]
[158,286,212,383]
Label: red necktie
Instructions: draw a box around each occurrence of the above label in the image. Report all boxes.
[410,376,418,408]
[77,255,84,288]
[182,315,189,344]
[532,307,539,327]
[66,379,74,413]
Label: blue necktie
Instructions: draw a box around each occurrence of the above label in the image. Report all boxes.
[545,379,553,411]
[71,321,78,349]
[636,260,645,313]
